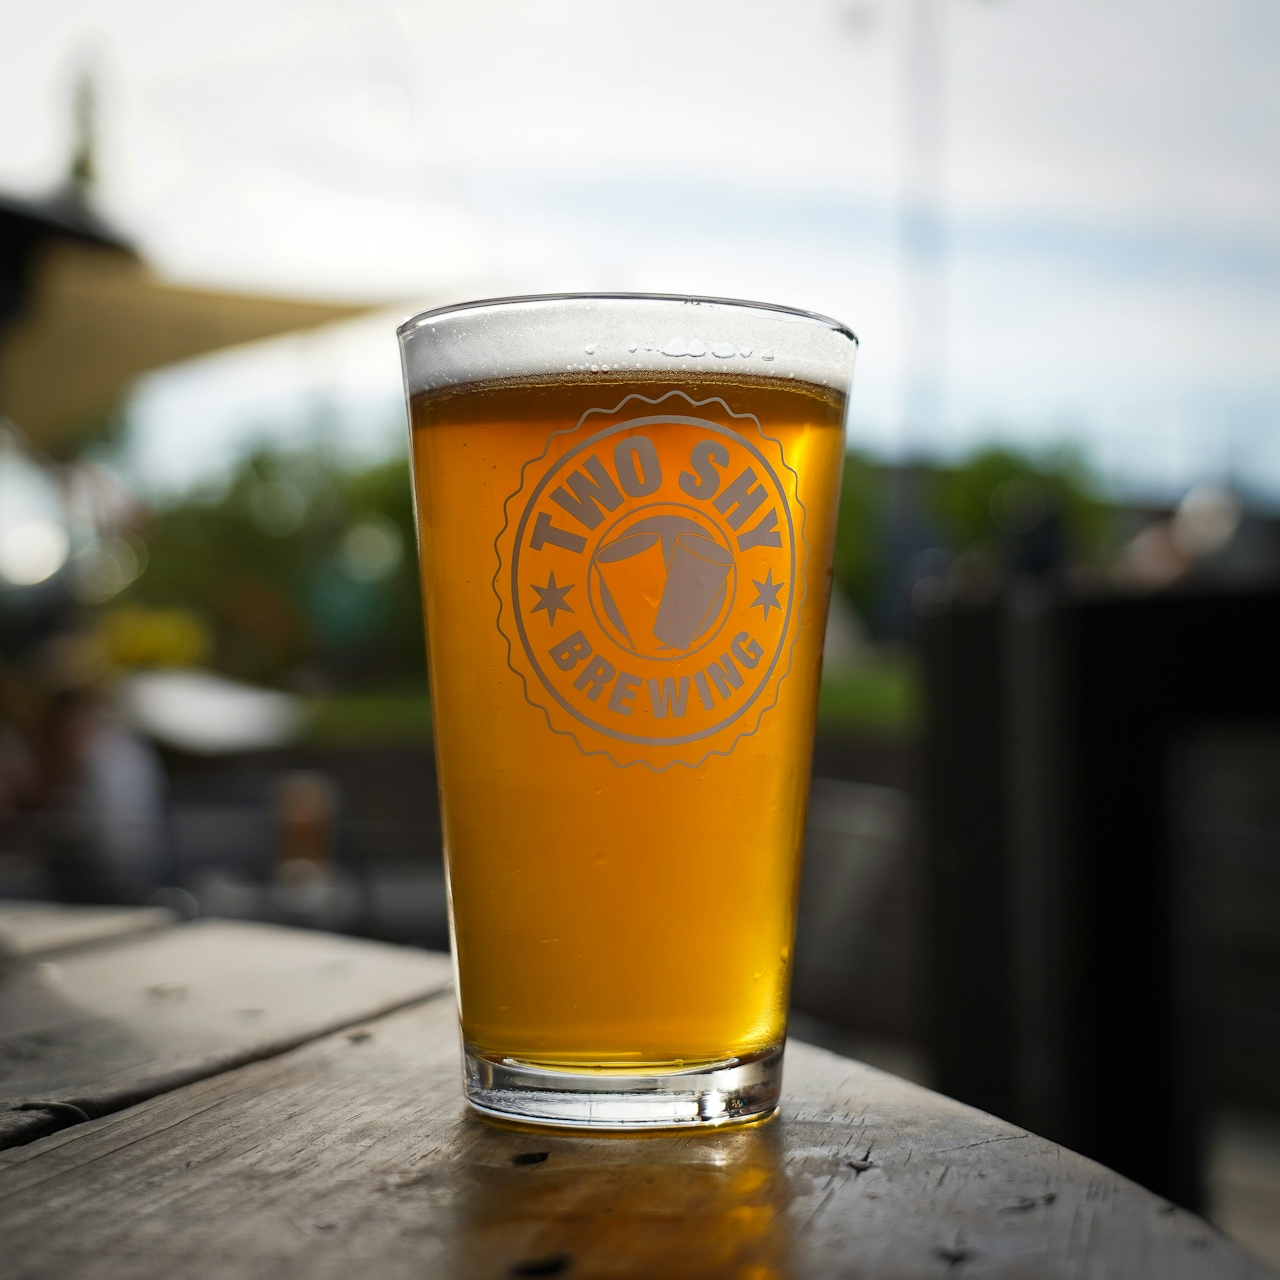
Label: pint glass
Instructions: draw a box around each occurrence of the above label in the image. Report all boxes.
[399,294,856,1128]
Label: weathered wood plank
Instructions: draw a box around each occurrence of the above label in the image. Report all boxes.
[0,919,452,1150]
[0,900,174,959]
[0,993,1268,1280]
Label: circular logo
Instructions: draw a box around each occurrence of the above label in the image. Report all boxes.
[497,393,803,768]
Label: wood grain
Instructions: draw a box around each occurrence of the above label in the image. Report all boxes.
[1,993,1269,1280]
[0,919,452,1150]
[0,900,174,959]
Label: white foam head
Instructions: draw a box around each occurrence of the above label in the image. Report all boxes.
[398,293,858,397]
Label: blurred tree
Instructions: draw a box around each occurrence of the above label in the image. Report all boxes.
[831,450,882,620]
[119,441,1111,691]
[932,445,1111,575]
[314,456,424,685]
[828,443,1115,643]
[123,448,424,690]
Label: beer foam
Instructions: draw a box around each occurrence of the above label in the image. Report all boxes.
[398,293,857,397]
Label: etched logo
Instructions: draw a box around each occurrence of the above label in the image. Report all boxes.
[495,391,803,768]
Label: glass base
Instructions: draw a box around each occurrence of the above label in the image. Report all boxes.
[463,1043,784,1131]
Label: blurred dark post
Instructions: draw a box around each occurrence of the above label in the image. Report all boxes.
[920,596,1013,1118]
[921,582,1280,1211]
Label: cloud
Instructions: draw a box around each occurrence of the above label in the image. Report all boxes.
[2,0,1277,497]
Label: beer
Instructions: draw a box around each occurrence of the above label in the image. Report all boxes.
[410,371,844,1066]
[401,295,856,1127]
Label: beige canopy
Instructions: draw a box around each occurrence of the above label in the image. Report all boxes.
[0,240,375,451]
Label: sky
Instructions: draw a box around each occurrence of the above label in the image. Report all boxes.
[3,0,1280,500]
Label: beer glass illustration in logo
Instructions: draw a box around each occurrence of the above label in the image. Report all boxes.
[400,295,856,1129]
[654,529,733,649]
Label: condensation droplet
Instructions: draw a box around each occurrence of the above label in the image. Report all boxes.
[760,348,775,361]
[627,341,638,353]
[712,342,735,359]
[584,343,596,355]
[661,337,689,357]
[687,339,707,357]
[739,347,753,358]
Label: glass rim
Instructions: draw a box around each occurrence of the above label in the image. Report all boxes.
[397,291,858,346]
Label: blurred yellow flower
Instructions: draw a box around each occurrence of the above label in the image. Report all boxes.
[98,606,212,669]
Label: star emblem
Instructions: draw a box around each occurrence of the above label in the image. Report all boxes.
[530,571,575,626]
[750,568,785,621]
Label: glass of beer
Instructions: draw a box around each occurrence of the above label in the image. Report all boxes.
[399,294,856,1128]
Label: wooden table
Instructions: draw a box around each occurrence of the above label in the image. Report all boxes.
[1,904,1272,1279]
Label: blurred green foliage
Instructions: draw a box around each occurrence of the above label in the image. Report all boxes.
[830,442,1112,625]
[305,690,433,746]
[931,445,1111,563]
[817,657,920,735]
[831,451,881,622]
[118,439,1111,745]
[124,448,424,689]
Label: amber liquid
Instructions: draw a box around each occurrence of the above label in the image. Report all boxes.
[410,373,845,1069]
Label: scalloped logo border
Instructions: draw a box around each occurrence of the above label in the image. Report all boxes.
[492,389,807,771]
